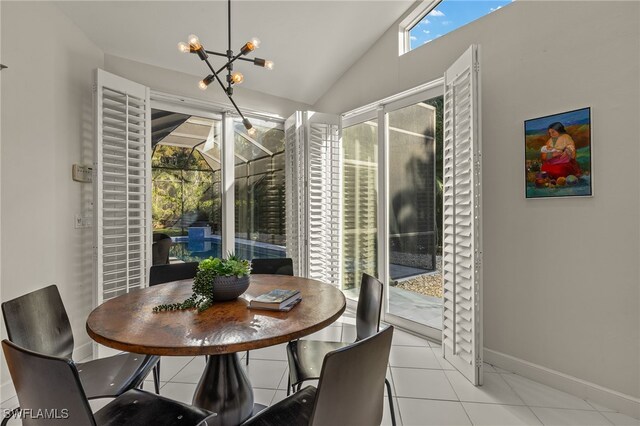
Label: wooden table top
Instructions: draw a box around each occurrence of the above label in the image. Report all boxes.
[86,275,346,356]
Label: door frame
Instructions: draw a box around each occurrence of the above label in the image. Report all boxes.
[377,79,444,341]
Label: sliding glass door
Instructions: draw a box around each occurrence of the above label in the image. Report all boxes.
[341,84,443,338]
[341,116,379,300]
[385,99,442,333]
[356,83,443,339]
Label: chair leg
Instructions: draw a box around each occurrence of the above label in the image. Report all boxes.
[286,376,291,396]
[385,378,396,426]
[245,350,249,366]
[153,362,161,394]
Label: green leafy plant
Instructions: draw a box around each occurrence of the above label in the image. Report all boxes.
[153,253,251,313]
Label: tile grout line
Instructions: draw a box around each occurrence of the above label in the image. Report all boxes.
[498,373,618,414]
[165,356,199,384]
[390,365,456,371]
[439,359,474,426]
[387,366,404,426]
[498,371,546,425]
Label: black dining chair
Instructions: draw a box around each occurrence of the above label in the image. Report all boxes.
[285,273,397,426]
[250,258,294,276]
[152,233,173,266]
[149,262,200,286]
[229,326,394,426]
[245,257,294,366]
[149,262,201,374]
[1,285,161,399]
[2,339,211,426]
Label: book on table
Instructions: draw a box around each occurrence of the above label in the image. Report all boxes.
[248,289,301,311]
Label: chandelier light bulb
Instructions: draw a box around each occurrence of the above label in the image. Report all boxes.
[188,34,202,49]
[250,37,261,49]
[198,74,214,91]
[264,60,274,70]
[178,42,191,53]
[231,72,244,84]
[248,127,257,137]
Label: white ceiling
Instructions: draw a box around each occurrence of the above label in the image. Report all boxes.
[55,1,413,105]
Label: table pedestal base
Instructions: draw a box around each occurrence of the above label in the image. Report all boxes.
[193,353,254,425]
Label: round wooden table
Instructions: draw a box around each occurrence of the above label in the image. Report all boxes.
[86,275,345,425]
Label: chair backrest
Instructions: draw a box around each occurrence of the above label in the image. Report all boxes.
[149,262,199,286]
[310,326,394,426]
[152,237,172,266]
[2,339,96,426]
[250,258,294,276]
[153,233,171,242]
[1,285,74,359]
[355,273,384,341]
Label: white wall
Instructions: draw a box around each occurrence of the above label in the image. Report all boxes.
[315,0,640,406]
[0,1,104,401]
[104,55,312,119]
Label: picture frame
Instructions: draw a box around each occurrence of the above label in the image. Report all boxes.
[524,107,592,199]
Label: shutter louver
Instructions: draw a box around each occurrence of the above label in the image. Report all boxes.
[285,112,341,286]
[441,46,483,385]
[95,70,151,305]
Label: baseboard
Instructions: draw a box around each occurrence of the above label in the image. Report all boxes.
[74,340,94,362]
[1,341,94,404]
[484,348,640,420]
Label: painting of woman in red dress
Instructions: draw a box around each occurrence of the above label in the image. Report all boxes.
[540,122,582,179]
[524,107,592,198]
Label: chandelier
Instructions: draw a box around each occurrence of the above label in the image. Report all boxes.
[178,0,274,136]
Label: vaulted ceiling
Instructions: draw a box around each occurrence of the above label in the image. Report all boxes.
[55,1,413,105]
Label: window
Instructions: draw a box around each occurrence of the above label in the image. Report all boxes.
[151,109,287,263]
[401,0,511,53]
[233,117,287,260]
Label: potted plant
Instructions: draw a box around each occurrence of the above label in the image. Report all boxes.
[153,254,251,313]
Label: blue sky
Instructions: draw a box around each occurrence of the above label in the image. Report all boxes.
[410,0,513,49]
[525,108,591,133]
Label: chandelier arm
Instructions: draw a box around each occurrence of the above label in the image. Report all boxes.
[213,50,248,76]
[205,50,256,64]
[203,57,247,120]
[205,50,229,59]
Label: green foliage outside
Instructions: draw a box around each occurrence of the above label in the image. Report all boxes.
[152,145,221,234]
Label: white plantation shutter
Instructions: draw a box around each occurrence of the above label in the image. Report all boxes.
[94,69,151,305]
[441,46,483,385]
[285,112,341,286]
[285,112,305,276]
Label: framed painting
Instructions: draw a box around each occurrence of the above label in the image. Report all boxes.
[524,107,592,199]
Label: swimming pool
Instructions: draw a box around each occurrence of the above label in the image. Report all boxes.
[169,235,286,263]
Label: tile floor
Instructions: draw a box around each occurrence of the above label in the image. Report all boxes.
[2,311,639,425]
